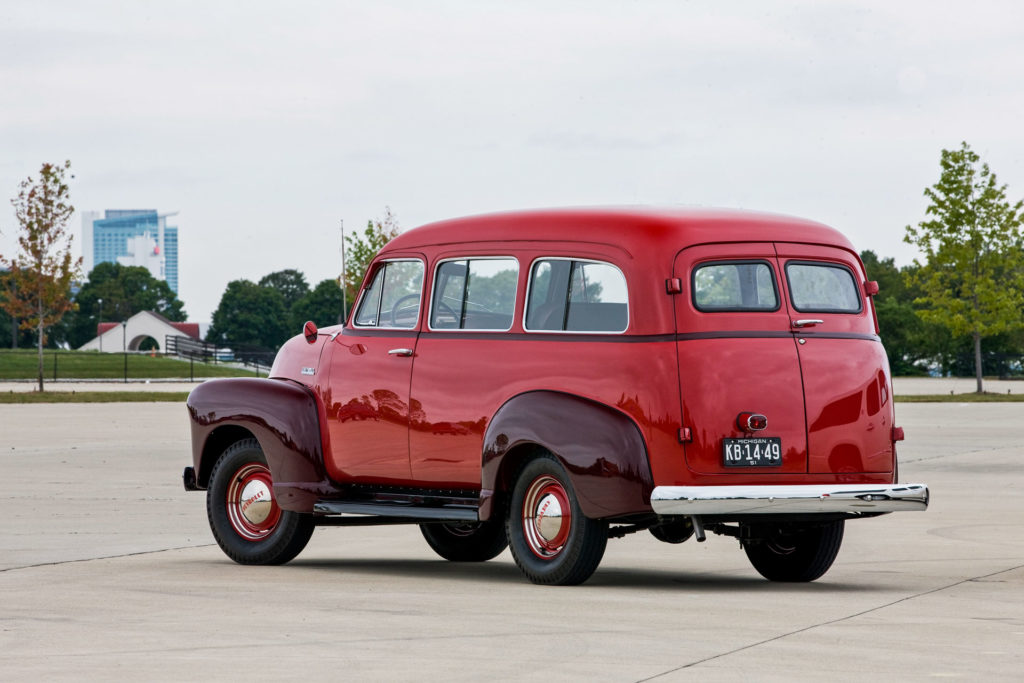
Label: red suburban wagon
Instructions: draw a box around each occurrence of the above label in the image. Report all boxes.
[183,208,928,585]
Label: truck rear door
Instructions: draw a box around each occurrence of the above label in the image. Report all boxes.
[673,243,808,475]
[775,243,893,474]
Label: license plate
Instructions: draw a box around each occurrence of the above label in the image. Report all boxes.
[722,437,782,467]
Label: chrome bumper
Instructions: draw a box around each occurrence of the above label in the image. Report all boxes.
[650,483,929,516]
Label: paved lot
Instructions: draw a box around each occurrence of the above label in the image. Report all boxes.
[0,380,201,393]
[0,402,1022,681]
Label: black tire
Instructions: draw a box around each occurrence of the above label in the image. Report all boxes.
[420,521,508,562]
[206,438,314,565]
[743,520,845,582]
[506,454,608,585]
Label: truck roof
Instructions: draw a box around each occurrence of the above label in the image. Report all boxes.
[384,207,857,256]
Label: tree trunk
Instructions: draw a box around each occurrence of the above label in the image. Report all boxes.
[973,330,983,394]
[37,320,45,392]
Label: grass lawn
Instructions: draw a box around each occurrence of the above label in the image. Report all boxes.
[0,349,259,380]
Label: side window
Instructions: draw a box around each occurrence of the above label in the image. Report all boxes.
[786,262,862,313]
[692,261,779,311]
[525,259,628,333]
[353,260,424,328]
[430,258,519,330]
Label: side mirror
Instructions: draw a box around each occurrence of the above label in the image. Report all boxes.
[303,320,318,344]
[864,281,879,296]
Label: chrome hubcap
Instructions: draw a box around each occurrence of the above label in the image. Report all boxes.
[536,494,564,542]
[239,479,273,526]
[522,475,572,559]
[226,463,281,541]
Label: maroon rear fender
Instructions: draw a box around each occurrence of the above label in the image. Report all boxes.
[480,391,654,521]
[187,377,333,512]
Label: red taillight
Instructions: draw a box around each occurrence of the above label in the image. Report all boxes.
[737,412,768,432]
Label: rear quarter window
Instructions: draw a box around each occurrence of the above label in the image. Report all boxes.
[525,259,628,333]
[785,262,862,313]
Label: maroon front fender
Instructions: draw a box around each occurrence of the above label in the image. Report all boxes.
[187,377,333,512]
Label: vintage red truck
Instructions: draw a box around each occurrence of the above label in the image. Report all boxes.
[183,207,928,585]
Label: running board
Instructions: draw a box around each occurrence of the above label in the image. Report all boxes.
[313,501,478,522]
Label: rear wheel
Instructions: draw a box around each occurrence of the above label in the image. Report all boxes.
[743,520,844,582]
[206,438,314,565]
[420,521,508,562]
[506,455,607,585]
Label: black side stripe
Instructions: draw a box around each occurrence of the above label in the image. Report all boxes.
[396,330,882,343]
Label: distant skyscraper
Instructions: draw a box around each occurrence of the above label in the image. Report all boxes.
[82,210,179,293]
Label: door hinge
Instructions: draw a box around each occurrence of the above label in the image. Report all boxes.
[666,278,683,294]
[678,427,692,443]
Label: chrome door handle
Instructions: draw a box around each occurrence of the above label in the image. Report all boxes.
[388,348,414,357]
[792,319,824,328]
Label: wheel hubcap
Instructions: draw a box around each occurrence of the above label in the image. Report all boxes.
[226,463,281,541]
[522,475,571,559]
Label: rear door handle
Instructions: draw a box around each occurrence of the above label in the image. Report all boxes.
[792,319,824,328]
[388,348,414,357]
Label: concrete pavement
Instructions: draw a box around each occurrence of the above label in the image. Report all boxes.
[0,402,1022,681]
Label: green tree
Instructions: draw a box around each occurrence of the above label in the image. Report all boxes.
[61,262,188,348]
[0,161,81,390]
[290,278,345,329]
[904,142,1024,392]
[861,250,928,375]
[860,250,911,302]
[0,270,35,347]
[343,208,400,312]
[258,269,310,311]
[207,280,289,351]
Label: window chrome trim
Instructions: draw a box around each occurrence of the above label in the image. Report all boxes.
[426,256,520,333]
[351,258,426,329]
[522,256,630,335]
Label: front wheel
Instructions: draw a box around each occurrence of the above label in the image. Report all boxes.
[420,521,508,562]
[506,455,607,585]
[206,438,314,565]
[743,520,844,582]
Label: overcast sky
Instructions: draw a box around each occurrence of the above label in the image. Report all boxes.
[3,1,1023,323]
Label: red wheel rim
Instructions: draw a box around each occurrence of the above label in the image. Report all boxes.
[226,463,281,541]
[521,474,572,559]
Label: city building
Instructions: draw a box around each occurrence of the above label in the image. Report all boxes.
[81,210,179,293]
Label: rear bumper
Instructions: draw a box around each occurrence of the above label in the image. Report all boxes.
[650,483,929,515]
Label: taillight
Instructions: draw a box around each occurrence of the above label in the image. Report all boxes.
[736,412,768,432]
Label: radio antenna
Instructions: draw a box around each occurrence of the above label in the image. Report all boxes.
[340,218,348,324]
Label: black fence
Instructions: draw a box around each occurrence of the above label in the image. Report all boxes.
[165,335,275,376]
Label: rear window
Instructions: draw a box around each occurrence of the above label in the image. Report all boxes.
[525,259,628,333]
[692,261,779,311]
[786,262,862,313]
